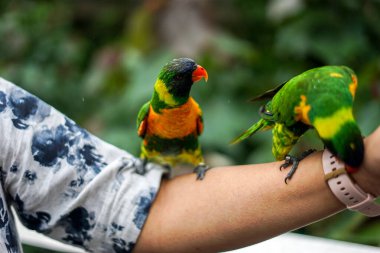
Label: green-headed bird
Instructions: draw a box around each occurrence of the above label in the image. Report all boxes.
[137,58,209,180]
[232,66,364,183]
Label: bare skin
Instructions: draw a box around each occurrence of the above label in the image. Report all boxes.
[134,127,380,253]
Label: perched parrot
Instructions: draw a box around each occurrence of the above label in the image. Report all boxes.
[232,66,364,183]
[137,58,209,180]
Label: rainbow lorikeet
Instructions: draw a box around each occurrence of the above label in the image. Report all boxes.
[137,58,209,180]
[232,66,364,183]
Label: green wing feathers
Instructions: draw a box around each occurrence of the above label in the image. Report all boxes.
[137,101,151,137]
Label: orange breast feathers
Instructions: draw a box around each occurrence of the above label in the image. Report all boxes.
[146,97,203,139]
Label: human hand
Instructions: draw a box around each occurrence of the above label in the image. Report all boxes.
[352,126,380,197]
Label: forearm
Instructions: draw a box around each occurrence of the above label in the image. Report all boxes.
[134,151,345,253]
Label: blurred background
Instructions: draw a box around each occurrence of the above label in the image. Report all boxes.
[0,0,379,252]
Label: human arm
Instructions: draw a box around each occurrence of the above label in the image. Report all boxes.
[134,127,380,253]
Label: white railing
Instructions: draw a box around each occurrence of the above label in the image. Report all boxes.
[227,233,380,253]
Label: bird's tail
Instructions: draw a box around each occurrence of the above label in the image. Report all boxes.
[231,119,274,144]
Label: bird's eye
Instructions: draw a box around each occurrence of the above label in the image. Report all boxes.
[174,74,183,81]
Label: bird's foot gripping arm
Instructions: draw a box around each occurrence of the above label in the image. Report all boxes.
[280,149,316,184]
[134,158,149,175]
[134,158,172,177]
[193,163,210,180]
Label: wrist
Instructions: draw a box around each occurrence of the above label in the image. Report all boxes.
[322,149,380,217]
[351,136,380,198]
[351,164,380,198]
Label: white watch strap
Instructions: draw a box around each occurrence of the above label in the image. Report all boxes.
[322,149,380,217]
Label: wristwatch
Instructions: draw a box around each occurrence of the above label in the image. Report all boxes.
[322,149,380,217]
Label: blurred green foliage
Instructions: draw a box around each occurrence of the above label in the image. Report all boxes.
[1,0,380,251]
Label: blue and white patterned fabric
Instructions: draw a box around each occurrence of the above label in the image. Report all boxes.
[0,77,166,252]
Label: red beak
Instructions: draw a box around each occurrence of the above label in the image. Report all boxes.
[192,64,208,83]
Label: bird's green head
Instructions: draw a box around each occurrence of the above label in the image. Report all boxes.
[153,58,208,107]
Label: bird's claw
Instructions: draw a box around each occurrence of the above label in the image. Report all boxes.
[280,155,300,184]
[134,159,172,177]
[279,156,292,171]
[284,176,291,185]
[280,149,316,184]
[134,158,148,175]
[193,163,210,180]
